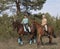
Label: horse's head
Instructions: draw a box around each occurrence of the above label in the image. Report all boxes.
[12,20,17,30]
[12,19,23,30]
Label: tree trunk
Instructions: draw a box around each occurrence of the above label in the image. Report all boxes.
[15,0,20,15]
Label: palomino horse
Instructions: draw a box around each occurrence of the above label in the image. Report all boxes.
[12,20,37,45]
[32,21,56,45]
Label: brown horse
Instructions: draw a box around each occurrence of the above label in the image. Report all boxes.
[32,21,56,45]
[12,20,37,45]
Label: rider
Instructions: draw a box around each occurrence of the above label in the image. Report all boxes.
[21,14,31,33]
[41,14,48,31]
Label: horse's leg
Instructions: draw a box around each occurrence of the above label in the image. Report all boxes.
[29,33,33,44]
[33,31,37,44]
[20,34,24,45]
[18,35,22,44]
[33,36,36,44]
[40,36,43,45]
[18,34,23,45]
[37,33,41,45]
[52,31,56,38]
[49,35,52,44]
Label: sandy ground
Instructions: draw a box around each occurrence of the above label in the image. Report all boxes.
[0,37,60,49]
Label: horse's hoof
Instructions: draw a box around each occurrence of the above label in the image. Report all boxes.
[41,42,44,45]
[53,35,56,38]
[37,43,40,45]
[20,41,24,45]
[29,40,32,45]
[37,42,40,45]
[49,41,52,44]
[33,39,36,44]
[18,38,21,44]
[48,35,50,38]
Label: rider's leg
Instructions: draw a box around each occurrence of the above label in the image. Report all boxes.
[28,26,31,32]
[45,25,50,37]
[23,24,29,32]
[25,24,31,33]
[25,24,30,32]
[45,25,48,31]
[23,25,27,32]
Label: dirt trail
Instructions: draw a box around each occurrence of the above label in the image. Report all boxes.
[0,37,60,49]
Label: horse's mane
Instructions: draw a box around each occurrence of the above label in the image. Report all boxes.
[34,21,41,26]
[15,20,23,27]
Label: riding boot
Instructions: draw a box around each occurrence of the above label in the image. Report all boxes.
[29,32,32,34]
[45,31,50,37]
[26,29,29,33]
[45,32,50,38]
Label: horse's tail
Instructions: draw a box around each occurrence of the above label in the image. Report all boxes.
[52,30,56,38]
[48,26,57,38]
[52,33,56,38]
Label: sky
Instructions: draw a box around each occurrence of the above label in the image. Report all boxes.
[40,0,60,17]
[0,0,60,17]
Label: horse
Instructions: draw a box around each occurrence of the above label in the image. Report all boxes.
[12,20,37,45]
[32,21,56,45]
